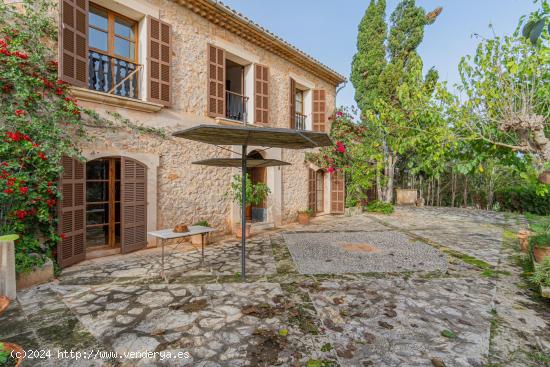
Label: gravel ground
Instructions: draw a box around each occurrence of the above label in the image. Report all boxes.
[283,231,448,274]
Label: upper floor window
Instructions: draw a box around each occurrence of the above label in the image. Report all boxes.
[88,4,140,98]
[295,90,304,115]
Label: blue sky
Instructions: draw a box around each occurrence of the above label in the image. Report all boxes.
[221,0,537,109]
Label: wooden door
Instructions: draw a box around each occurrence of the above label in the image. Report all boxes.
[58,156,86,268]
[316,170,324,213]
[308,169,316,213]
[120,158,147,254]
[330,172,345,214]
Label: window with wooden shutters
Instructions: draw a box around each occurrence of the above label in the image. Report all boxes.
[254,64,269,124]
[308,169,316,213]
[121,158,147,254]
[58,156,86,268]
[59,0,88,87]
[289,78,296,128]
[207,44,225,117]
[148,16,171,106]
[330,171,345,214]
[313,89,326,132]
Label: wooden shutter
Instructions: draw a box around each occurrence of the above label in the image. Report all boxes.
[313,89,326,132]
[58,0,88,87]
[121,158,148,254]
[148,16,172,106]
[207,44,225,117]
[289,78,296,128]
[254,64,269,124]
[330,171,345,214]
[58,156,86,268]
[308,169,316,213]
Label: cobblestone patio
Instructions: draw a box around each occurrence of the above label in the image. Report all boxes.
[1,207,549,366]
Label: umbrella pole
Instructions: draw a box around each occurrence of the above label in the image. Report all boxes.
[241,145,247,281]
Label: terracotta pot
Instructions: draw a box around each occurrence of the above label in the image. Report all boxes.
[235,223,251,238]
[0,296,9,316]
[1,342,24,367]
[517,230,531,253]
[533,246,550,263]
[538,170,550,184]
[297,213,310,225]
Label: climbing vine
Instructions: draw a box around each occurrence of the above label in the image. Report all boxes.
[0,0,165,273]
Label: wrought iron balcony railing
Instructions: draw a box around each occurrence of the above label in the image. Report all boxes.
[295,113,307,130]
[226,90,248,122]
[88,50,142,99]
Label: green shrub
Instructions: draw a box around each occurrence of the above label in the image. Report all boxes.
[495,186,550,215]
[193,220,210,227]
[365,200,394,214]
[530,257,550,288]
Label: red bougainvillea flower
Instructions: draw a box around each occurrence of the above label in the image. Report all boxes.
[15,109,25,117]
[335,141,346,153]
[46,198,56,207]
[15,210,26,220]
[47,181,53,186]
[328,167,335,173]
[60,233,66,240]
[335,111,344,117]
[3,188,13,194]
[19,186,28,194]
[22,134,31,142]
[13,51,28,60]
[0,39,7,48]
[55,87,64,95]
[38,152,47,160]
[0,48,10,57]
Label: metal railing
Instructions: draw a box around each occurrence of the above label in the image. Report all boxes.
[226,90,248,122]
[295,113,307,130]
[88,50,142,99]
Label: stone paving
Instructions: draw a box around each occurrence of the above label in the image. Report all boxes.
[0,207,549,367]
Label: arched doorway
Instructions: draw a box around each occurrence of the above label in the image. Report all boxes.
[246,150,268,222]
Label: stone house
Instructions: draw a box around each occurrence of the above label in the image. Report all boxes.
[56,0,345,267]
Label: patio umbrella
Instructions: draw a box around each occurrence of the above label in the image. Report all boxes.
[173,124,332,280]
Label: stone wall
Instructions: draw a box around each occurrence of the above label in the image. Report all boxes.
[72,0,338,235]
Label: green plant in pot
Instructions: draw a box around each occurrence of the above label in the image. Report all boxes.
[0,340,23,367]
[530,233,550,263]
[297,208,313,225]
[226,174,270,238]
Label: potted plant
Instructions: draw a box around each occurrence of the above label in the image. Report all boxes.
[226,174,270,238]
[531,233,550,263]
[530,257,550,298]
[0,297,24,366]
[297,209,313,225]
[0,342,23,367]
[517,229,531,253]
[0,296,9,315]
[192,220,210,246]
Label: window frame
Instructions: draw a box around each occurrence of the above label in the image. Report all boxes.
[88,3,139,64]
[295,89,304,115]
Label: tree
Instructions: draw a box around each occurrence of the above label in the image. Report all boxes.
[457,34,549,166]
[350,0,444,203]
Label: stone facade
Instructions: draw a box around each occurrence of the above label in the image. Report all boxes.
[65,0,341,244]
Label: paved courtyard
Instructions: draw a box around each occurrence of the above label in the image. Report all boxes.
[1,207,549,366]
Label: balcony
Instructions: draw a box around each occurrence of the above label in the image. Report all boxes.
[88,50,142,99]
[295,113,307,130]
[226,90,248,123]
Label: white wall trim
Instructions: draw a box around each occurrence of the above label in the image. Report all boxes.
[211,38,259,64]
[289,72,315,90]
